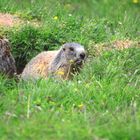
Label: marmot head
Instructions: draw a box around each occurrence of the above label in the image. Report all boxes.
[61,42,86,65]
[49,42,86,79]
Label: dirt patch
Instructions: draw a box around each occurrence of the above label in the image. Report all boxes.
[89,40,140,57]
[0,13,22,27]
[112,40,133,50]
[0,13,40,27]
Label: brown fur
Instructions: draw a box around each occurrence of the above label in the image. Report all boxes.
[21,51,58,80]
[21,43,86,80]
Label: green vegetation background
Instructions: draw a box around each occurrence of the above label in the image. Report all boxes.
[0,0,140,139]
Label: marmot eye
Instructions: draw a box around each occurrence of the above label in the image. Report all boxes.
[69,47,74,51]
[63,48,66,51]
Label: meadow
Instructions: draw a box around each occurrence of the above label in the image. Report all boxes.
[0,0,140,139]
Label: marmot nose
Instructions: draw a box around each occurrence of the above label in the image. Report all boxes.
[79,53,85,59]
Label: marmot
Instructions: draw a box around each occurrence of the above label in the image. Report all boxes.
[21,43,86,80]
[0,38,16,77]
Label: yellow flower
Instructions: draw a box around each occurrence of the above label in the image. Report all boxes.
[74,88,78,92]
[57,70,64,75]
[78,104,83,108]
[68,14,72,17]
[132,0,139,3]
[53,16,58,20]
[69,59,74,64]
[50,101,56,105]
[85,83,90,88]
[65,4,71,8]
[78,103,84,110]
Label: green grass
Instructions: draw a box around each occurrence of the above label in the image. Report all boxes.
[0,0,140,139]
